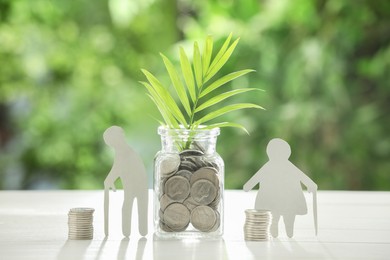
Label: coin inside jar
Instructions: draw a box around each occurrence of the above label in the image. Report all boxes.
[159,154,180,177]
[176,169,192,181]
[190,205,217,232]
[163,203,190,231]
[190,179,217,205]
[159,194,174,212]
[190,167,219,187]
[165,176,190,201]
[179,149,205,157]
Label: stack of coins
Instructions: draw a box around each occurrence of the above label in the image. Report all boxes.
[68,208,94,240]
[244,209,272,241]
[157,149,221,233]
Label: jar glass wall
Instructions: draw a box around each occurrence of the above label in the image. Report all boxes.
[154,126,224,238]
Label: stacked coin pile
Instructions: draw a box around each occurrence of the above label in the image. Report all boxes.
[68,208,94,240]
[157,149,221,233]
[244,209,272,241]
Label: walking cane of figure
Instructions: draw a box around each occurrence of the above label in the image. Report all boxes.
[313,190,318,235]
[103,126,149,237]
[243,138,318,238]
[104,187,109,236]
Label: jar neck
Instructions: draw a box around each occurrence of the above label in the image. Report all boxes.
[158,126,220,155]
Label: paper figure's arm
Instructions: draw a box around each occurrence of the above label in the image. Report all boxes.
[293,164,317,193]
[243,165,266,192]
[104,167,120,192]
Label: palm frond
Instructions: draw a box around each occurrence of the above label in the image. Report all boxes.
[140,33,264,135]
[195,88,260,113]
[195,103,264,125]
[160,53,191,116]
[179,47,196,102]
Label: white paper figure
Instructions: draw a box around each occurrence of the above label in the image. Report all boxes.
[243,138,318,238]
[103,126,148,237]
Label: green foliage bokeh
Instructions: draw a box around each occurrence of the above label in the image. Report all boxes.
[0,0,389,190]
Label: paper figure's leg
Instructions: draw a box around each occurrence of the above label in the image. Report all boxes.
[283,214,296,238]
[271,213,280,238]
[122,196,134,237]
[137,189,148,236]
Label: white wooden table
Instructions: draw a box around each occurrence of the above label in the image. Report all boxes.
[0,190,389,259]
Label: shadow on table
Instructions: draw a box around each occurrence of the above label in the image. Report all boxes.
[93,237,147,260]
[57,239,92,260]
[245,238,321,259]
[153,234,227,260]
[116,237,147,260]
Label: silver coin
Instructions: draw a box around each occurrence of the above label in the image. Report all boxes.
[245,209,271,215]
[159,177,168,197]
[208,189,221,209]
[163,203,190,231]
[68,221,93,224]
[244,223,270,228]
[159,209,164,221]
[191,179,217,205]
[208,210,221,232]
[190,167,219,187]
[244,237,269,241]
[69,208,95,214]
[159,154,180,177]
[184,156,202,169]
[68,211,94,215]
[165,176,190,201]
[176,169,192,181]
[245,218,271,222]
[68,217,93,220]
[68,236,93,240]
[68,224,93,228]
[159,220,174,232]
[244,231,269,236]
[191,206,217,232]
[159,194,174,212]
[68,218,93,222]
[193,157,209,169]
[180,149,204,157]
[179,161,198,172]
[68,230,94,235]
[191,142,206,153]
[183,196,199,211]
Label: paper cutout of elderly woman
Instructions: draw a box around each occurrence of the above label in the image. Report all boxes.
[243,138,318,238]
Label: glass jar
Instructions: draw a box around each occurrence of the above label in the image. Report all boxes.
[154,126,224,239]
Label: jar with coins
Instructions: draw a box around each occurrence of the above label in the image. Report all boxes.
[154,126,224,238]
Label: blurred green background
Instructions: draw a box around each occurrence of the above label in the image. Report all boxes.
[0,0,389,190]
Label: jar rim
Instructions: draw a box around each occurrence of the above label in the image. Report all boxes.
[158,125,220,137]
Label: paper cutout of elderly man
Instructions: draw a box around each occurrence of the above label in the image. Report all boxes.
[103,126,148,237]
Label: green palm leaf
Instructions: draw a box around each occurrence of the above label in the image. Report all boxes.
[193,41,203,89]
[140,81,179,128]
[141,69,188,127]
[202,36,213,77]
[200,69,255,98]
[202,122,249,135]
[160,53,191,116]
[207,33,232,75]
[195,103,264,125]
[195,88,260,113]
[205,37,240,83]
[179,47,196,102]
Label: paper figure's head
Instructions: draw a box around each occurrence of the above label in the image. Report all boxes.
[103,126,126,148]
[266,138,291,161]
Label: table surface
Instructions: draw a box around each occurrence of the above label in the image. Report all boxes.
[0,190,389,260]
